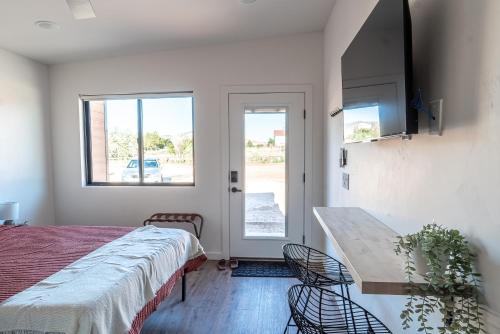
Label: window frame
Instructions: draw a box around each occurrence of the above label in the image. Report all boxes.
[82,92,195,187]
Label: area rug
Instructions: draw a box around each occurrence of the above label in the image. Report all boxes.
[231,261,295,278]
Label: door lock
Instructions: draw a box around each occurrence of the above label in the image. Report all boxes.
[230,171,238,183]
[231,187,243,193]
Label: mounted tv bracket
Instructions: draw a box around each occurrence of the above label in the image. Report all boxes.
[411,88,443,135]
[329,107,343,118]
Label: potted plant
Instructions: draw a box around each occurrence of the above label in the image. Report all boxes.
[394,224,485,334]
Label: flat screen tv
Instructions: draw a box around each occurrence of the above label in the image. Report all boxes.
[341,0,416,143]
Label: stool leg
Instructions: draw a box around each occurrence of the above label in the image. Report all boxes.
[340,284,349,330]
[283,314,292,334]
[286,285,306,334]
[345,284,357,333]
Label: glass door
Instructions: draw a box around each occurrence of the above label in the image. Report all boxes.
[229,93,305,258]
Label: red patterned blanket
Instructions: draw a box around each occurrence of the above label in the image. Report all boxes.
[0,225,134,303]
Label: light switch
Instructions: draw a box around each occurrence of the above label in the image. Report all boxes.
[342,173,349,190]
[339,148,347,168]
[429,99,443,135]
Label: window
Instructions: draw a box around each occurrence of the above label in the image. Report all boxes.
[244,107,287,238]
[83,93,194,186]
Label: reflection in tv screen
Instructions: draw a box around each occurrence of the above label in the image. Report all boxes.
[344,105,381,142]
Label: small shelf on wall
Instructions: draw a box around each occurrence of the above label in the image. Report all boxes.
[313,207,426,295]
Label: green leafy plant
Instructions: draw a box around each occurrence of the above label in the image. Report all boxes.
[394,224,484,334]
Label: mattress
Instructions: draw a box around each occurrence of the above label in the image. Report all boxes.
[0,225,206,334]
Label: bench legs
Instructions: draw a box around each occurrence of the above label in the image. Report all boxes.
[181,273,186,302]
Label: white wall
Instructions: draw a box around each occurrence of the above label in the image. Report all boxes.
[0,48,54,226]
[324,0,500,331]
[49,33,324,259]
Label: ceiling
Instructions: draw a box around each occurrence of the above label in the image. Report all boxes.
[0,0,336,65]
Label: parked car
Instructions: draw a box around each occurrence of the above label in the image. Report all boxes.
[121,158,164,183]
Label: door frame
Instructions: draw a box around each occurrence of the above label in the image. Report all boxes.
[220,85,313,259]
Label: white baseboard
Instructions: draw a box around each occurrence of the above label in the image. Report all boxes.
[205,251,223,260]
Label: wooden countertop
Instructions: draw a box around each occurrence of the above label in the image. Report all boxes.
[313,207,425,295]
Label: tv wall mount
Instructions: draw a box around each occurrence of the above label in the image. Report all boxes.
[329,107,343,118]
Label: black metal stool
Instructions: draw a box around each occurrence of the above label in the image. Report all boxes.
[288,284,392,334]
[283,244,355,333]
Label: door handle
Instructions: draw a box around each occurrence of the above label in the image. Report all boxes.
[231,187,243,193]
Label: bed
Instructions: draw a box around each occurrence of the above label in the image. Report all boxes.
[0,224,207,334]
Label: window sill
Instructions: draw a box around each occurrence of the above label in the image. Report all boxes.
[83,182,195,187]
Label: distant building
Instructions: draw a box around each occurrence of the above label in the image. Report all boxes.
[273,129,286,147]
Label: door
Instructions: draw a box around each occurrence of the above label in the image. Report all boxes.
[229,93,305,258]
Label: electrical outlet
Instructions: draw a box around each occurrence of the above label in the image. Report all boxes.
[342,173,349,190]
[429,99,443,135]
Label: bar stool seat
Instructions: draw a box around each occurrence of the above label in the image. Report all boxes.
[283,243,354,286]
[288,284,392,334]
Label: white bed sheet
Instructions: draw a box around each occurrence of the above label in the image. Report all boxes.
[0,226,204,334]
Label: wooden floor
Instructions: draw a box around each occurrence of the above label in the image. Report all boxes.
[141,260,297,334]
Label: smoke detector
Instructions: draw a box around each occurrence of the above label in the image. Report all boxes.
[34,20,60,30]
